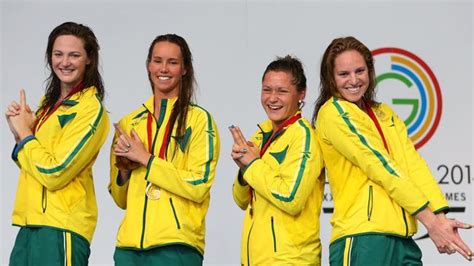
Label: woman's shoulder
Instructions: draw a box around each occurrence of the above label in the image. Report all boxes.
[119,105,149,123]
[318,97,355,117]
[188,103,216,122]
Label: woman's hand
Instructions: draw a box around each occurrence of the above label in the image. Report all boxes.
[5,100,21,142]
[417,209,472,261]
[113,123,152,167]
[229,125,260,169]
[6,89,36,142]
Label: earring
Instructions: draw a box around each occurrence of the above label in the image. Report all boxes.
[298,100,305,110]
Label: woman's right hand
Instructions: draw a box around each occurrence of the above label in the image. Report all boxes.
[5,101,21,142]
[228,125,260,169]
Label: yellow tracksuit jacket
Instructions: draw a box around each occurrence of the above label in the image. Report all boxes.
[233,114,324,265]
[11,86,110,243]
[315,97,448,243]
[109,96,220,255]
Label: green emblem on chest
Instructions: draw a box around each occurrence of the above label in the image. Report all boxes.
[269,145,289,164]
[57,113,77,128]
[173,127,192,152]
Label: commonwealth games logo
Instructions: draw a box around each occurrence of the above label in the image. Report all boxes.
[372,48,442,149]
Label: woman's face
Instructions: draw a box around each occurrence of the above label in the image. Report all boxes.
[51,35,90,91]
[333,50,369,107]
[147,41,186,98]
[261,71,305,129]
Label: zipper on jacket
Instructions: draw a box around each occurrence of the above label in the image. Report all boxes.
[246,222,254,266]
[140,191,149,249]
[401,207,408,237]
[42,186,47,213]
[367,185,373,221]
[271,216,277,252]
[169,198,181,229]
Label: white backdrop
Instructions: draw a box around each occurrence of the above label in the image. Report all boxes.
[1,1,472,265]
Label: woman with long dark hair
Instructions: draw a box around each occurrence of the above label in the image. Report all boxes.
[5,21,109,265]
[109,34,220,265]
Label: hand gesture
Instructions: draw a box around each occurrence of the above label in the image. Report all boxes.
[6,89,36,142]
[228,125,260,169]
[419,210,473,261]
[113,123,151,167]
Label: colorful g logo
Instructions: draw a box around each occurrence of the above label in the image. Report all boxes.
[372,48,442,149]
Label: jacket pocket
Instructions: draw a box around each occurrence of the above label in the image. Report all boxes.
[367,185,373,221]
[271,216,277,252]
[58,179,86,213]
[169,198,181,229]
[42,186,48,213]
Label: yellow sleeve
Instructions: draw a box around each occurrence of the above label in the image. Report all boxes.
[232,171,251,210]
[243,120,323,216]
[14,98,109,191]
[317,100,428,215]
[392,112,448,213]
[108,119,130,209]
[146,109,220,203]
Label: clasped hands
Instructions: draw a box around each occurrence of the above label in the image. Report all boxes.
[5,89,36,143]
[228,125,260,170]
[113,123,151,174]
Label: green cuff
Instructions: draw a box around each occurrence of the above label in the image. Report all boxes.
[412,201,430,216]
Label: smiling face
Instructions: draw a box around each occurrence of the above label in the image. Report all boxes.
[261,71,305,129]
[333,50,369,107]
[147,41,186,98]
[51,35,90,91]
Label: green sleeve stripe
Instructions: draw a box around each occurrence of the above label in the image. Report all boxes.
[186,105,215,185]
[271,120,310,202]
[36,98,104,174]
[332,97,399,177]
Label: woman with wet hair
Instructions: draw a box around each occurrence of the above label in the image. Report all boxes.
[109,34,220,266]
[5,21,109,265]
[313,36,472,265]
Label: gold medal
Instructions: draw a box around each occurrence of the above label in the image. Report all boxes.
[146,183,160,200]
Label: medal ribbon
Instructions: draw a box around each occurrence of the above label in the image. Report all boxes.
[34,82,84,133]
[363,100,389,153]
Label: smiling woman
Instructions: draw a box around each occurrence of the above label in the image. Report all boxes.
[51,35,91,92]
[230,55,325,265]
[5,21,109,266]
[312,36,473,265]
[108,34,220,266]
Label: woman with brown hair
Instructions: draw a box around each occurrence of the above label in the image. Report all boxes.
[313,36,472,265]
[109,34,220,266]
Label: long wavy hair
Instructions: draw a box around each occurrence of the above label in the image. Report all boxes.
[312,36,378,126]
[146,34,196,138]
[41,21,104,111]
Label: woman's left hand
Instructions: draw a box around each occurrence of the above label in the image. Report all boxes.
[113,123,152,167]
[229,125,260,169]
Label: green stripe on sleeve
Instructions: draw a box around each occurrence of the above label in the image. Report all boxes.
[186,105,215,185]
[331,97,399,177]
[271,120,310,202]
[36,98,104,174]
